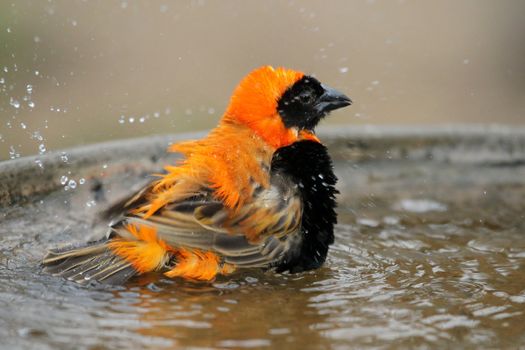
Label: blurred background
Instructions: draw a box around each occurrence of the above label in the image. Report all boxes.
[1,0,524,160]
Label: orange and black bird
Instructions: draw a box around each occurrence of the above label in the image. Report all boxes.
[43,66,351,284]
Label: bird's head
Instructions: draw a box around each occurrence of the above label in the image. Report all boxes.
[225,65,351,149]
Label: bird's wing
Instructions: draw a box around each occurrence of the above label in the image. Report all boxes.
[109,175,303,268]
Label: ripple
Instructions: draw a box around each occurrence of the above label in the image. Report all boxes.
[422,314,480,330]
[217,339,272,348]
[394,199,448,213]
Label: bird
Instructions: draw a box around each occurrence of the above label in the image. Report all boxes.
[42,65,351,284]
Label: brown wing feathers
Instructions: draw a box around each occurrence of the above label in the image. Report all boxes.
[43,174,303,283]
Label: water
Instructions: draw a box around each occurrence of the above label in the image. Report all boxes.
[0,148,524,349]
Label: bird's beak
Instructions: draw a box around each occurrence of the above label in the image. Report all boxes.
[315,84,352,114]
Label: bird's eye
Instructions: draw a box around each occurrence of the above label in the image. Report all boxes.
[297,89,314,104]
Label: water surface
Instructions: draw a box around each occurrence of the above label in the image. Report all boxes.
[1,149,524,349]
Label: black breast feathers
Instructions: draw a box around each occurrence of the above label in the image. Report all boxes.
[270,140,338,273]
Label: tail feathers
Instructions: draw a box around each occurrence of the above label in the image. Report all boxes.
[42,240,138,285]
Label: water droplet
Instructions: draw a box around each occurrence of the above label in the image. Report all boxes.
[35,70,39,76]
[38,144,46,154]
[3,67,8,73]
[79,178,85,185]
[20,122,27,129]
[60,175,68,185]
[33,36,41,43]
[10,98,20,109]
[26,84,33,94]
[0,78,4,84]
[102,164,108,169]
[118,115,125,124]
[139,117,145,123]
[339,67,349,74]
[28,101,35,108]
[71,20,77,26]
[153,112,160,118]
[68,179,77,189]
[6,28,11,33]
[86,200,96,207]
[371,80,380,86]
[31,131,43,141]
[34,159,43,169]
[8,146,20,159]
[128,117,135,123]
[60,153,68,162]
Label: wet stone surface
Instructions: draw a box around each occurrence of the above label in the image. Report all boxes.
[1,128,525,349]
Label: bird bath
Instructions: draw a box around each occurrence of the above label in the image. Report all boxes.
[1,125,524,349]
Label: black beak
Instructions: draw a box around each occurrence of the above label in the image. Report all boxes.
[315,84,352,114]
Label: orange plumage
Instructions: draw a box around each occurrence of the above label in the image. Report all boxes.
[43,65,351,284]
[107,224,169,273]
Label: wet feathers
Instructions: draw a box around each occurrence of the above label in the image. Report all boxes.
[42,65,351,284]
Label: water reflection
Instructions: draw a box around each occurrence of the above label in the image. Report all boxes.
[126,272,334,349]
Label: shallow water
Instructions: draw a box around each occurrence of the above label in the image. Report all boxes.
[1,153,525,349]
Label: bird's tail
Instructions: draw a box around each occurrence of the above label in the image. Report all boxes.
[43,223,236,284]
[42,224,171,285]
[42,240,141,285]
